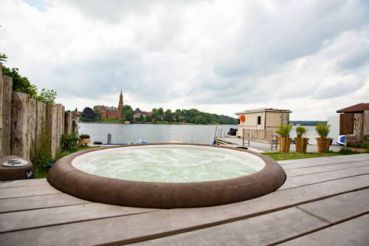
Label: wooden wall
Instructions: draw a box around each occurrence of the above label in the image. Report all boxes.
[339,113,354,135]
[0,67,78,160]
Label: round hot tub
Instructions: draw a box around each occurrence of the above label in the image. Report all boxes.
[47,144,286,208]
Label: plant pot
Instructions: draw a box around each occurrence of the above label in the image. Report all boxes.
[80,138,91,146]
[295,137,309,153]
[316,138,331,153]
[279,137,291,152]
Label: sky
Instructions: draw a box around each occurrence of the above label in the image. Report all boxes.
[0,0,368,120]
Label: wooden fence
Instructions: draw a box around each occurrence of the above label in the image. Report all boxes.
[0,65,78,161]
[240,128,275,143]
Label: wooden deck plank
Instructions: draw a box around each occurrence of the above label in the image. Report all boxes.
[279,154,369,169]
[280,165,369,190]
[285,160,369,177]
[131,188,369,246]
[1,174,369,245]
[0,179,48,188]
[280,214,369,246]
[0,193,89,213]
[298,188,369,223]
[0,203,158,233]
[129,208,327,246]
[0,185,60,199]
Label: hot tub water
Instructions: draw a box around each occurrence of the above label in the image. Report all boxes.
[72,145,265,183]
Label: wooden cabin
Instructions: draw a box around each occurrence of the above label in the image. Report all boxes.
[235,108,291,142]
[337,103,369,143]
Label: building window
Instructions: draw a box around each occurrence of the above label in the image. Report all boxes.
[257,116,261,125]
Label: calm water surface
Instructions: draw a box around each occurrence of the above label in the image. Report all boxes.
[79,123,236,144]
[80,115,339,145]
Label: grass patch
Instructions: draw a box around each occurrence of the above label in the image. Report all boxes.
[263,151,354,161]
[34,146,93,179]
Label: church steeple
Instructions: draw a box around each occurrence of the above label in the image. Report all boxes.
[118,90,124,119]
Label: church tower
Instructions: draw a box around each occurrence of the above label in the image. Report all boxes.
[118,90,124,119]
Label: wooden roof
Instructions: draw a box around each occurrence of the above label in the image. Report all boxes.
[337,103,369,113]
[236,108,292,115]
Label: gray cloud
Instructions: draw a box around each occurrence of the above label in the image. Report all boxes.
[2,0,369,119]
[313,80,365,99]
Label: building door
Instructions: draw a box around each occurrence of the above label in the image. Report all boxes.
[339,113,354,135]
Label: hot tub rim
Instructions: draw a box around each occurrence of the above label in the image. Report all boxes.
[47,143,286,208]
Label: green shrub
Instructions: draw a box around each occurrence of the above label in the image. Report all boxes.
[338,148,358,155]
[31,149,53,178]
[276,124,292,137]
[296,126,307,137]
[316,123,330,138]
[61,132,79,152]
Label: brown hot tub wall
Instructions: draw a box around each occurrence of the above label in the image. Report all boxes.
[47,144,286,208]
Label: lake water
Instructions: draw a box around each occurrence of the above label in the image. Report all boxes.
[79,123,236,144]
[80,115,339,145]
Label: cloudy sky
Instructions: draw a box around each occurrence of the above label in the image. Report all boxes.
[1,0,368,120]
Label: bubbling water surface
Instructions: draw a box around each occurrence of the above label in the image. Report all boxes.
[72,145,265,183]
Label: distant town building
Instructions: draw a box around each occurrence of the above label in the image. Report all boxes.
[94,91,124,120]
[235,108,292,142]
[133,108,151,120]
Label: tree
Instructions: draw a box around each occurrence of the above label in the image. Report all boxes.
[36,88,57,105]
[0,53,7,63]
[138,115,144,122]
[123,105,134,122]
[2,67,37,97]
[164,109,173,122]
[194,115,208,124]
[174,109,182,122]
[81,107,97,121]
[145,114,152,122]
[156,107,164,121]
[1,61,57,104]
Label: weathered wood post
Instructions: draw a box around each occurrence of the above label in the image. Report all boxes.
[35,101,47,151]
[0,65,3,155]
[11,92,30,160]
[45,104,66,158]
[107,133,112,144]
[65,111,73,134]
[2,76,12,156]
[28,98,37,160]
[46,104,58,159]
[55,104,65,152]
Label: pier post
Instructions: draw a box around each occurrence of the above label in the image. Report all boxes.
[107,133,112,144]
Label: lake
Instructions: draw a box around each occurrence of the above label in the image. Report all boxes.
[79,123,236,144]
[80,116,339,145]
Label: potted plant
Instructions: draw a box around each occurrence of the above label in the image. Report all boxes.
[295,126,309,153]
[315,124,331,152]
[79,134,91,146]
[276,124,292,152]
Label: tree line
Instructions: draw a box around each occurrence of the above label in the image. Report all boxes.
[0,53,56,104]
[80,105,238,125]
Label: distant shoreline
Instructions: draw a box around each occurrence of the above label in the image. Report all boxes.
[79,121,237,126]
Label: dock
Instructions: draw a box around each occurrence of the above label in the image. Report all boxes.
[1,154,369,245]
[217,136,342,152]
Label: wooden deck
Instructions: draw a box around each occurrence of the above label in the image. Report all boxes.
[1,154,369,245]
